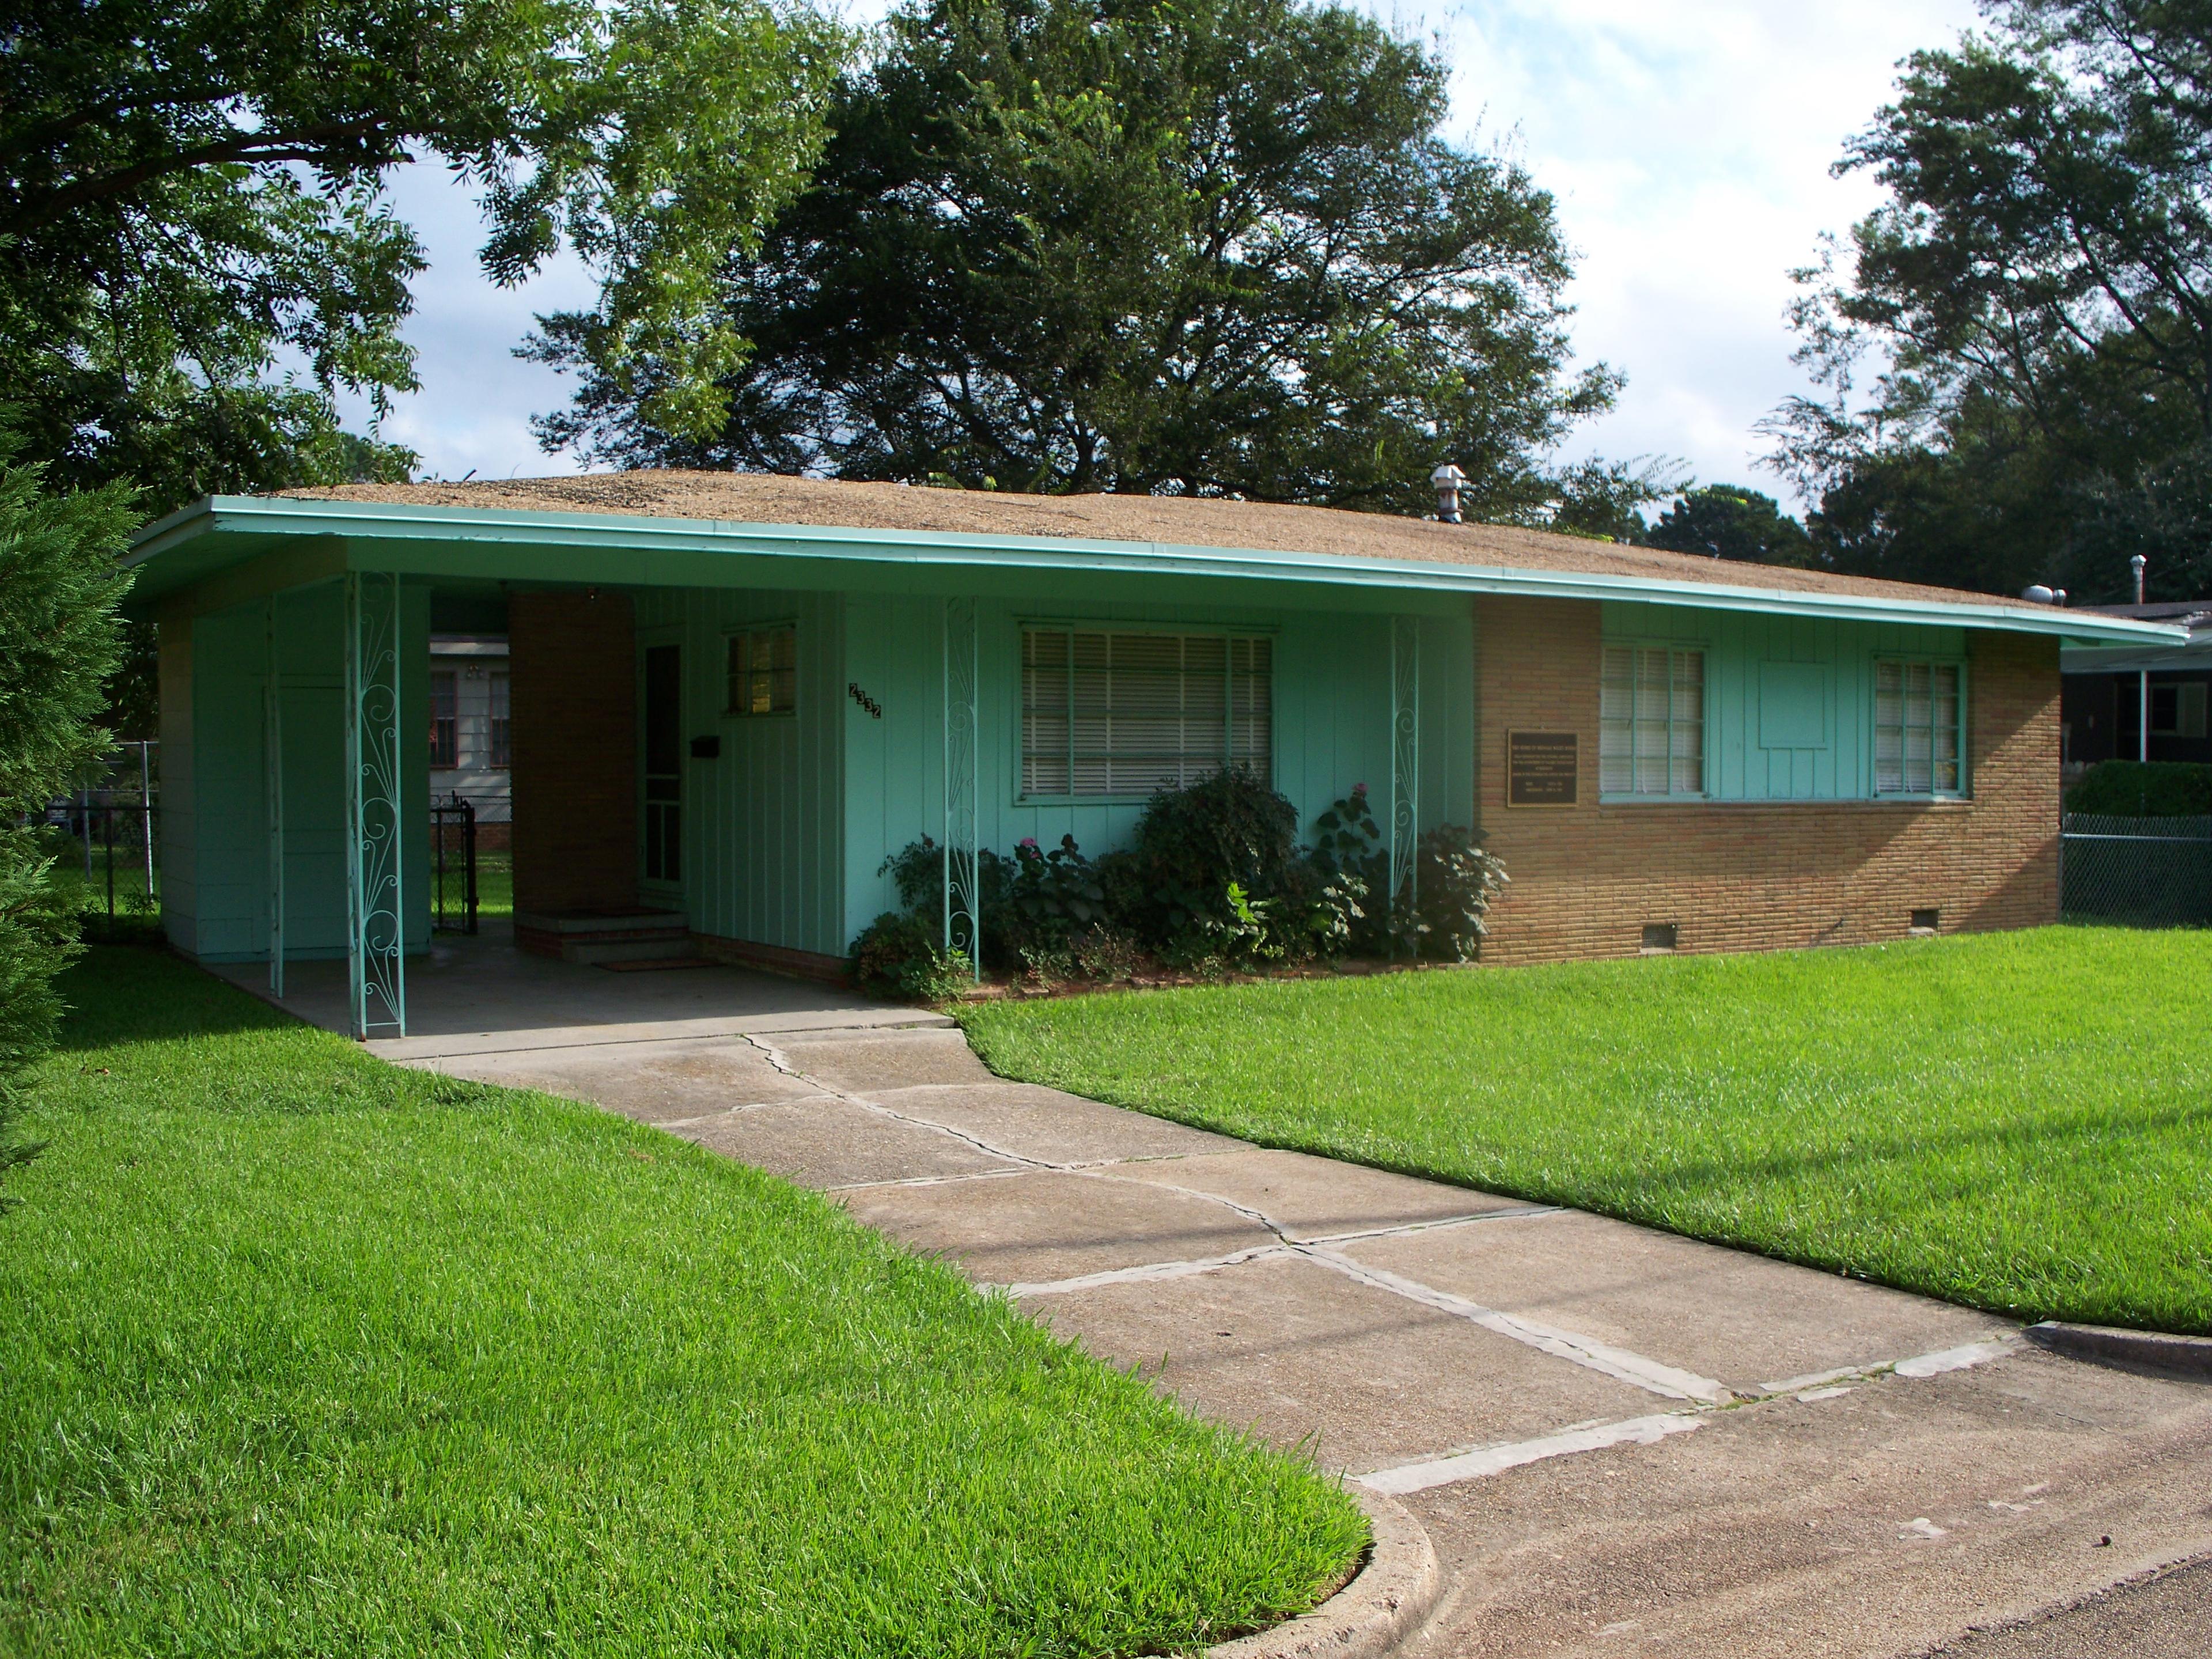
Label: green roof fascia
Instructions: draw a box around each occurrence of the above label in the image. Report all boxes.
[129,493,2192,648]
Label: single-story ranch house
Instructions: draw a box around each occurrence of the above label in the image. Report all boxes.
[126,473,2184,1037]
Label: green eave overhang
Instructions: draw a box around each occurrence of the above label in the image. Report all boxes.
[127,493,2193,649]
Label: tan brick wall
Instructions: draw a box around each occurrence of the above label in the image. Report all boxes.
[509,590,638,918]
[1475,596,2059,964]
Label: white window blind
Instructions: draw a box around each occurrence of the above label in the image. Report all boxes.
[1022,629,1271,797]
[1600,645,1705,796]
[1874,661,1963,794]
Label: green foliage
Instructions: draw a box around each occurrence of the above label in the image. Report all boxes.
[0,435,137,1211]
[1766,1,2212,600]
[849,911,974,1001]
[963,926,2212,1334]
[1130,766,1304,945]
[2,946,1366,1648]
[2065,760,2212,817]
[862,770,1505,982]
[533,0,1665,527]
[1,0,847,512]
[1634,484,1812,567]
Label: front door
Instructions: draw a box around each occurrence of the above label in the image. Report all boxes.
[641,642,682,886]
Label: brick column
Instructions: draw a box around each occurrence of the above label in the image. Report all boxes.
[509,590,637,922]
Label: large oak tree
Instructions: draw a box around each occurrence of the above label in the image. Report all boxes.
[1767,0,2212,599]
[532,0,1653,526]
[1,0,845,514]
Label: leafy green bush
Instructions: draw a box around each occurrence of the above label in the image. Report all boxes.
[849,912,974,1001]
[2066,760,2212,817]
[858,770,1509,987]
[0,435,136,1213]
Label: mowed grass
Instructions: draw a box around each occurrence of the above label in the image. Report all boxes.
[962,926,2212,1335]
[1,950,1364,1657]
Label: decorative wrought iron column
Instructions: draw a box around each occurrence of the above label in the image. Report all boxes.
[264,597,285,997]
[942,596,981,980]
[1388,616,1421,944]
[344,571,406,1038]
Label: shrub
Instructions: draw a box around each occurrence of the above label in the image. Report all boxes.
[1413,825,1510,962]
[0,435,137,1214]
[1130,766,1301,949]
[2066,760,2212,818]
[1005,835,1109,949]
[849,911,974,1001]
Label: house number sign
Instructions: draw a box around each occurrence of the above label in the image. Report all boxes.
[1507,730,1578,808]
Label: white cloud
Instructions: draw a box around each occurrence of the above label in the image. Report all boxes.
[354,0,1983,502]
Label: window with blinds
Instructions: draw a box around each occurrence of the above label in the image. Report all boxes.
[726,624,797,716]
[1599,644,1705,796]
[1874,660,1964,794]
[1022,629,1272,798]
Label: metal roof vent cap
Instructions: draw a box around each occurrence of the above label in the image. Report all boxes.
[1431,463,1467,524]
[2132,554,2148,603]
[2021,584,2067,605]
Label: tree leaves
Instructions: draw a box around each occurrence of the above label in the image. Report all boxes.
[533,0,1648,527]
[0,0,846,511]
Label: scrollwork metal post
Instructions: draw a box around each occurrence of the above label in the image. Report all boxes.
[265,597,285,997]
[1389,616,1421,953]
[943,596,980,981]
[344,571,406,1038]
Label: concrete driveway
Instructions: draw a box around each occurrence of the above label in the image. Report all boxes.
[409,1008,2212,1659]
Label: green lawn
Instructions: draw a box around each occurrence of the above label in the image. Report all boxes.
[961,926,2212,1335]
[1,949,1363,1656]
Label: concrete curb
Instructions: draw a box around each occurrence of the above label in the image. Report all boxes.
[1206,1486,1439,1659]
[2025,1320,2212,1379]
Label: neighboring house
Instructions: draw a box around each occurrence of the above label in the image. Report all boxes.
[2059,601,2212,777]
[428,634,512,844]
[125,473,2184,1036]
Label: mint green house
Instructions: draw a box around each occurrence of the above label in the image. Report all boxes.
[126,474,2179,1036]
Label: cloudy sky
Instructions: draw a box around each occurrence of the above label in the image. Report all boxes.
[350,0,1983,506]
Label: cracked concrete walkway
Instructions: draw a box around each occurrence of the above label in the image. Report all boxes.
[410,1012,2212,1659]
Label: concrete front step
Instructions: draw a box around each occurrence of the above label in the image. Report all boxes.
[515,910,691,964]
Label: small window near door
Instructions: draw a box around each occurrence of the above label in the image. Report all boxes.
[726,624,797,716]
[429,670,458,768]
[488,672,512,768]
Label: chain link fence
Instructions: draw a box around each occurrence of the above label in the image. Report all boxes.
[2061,812,2212,927]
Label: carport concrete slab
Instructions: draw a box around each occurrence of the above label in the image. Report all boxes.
[836,1168,1274,1286]
[858,1082,1242,1165]
[217,926,942,1062]
[1105,1146,1534,1242]
[422,1037,820,1123]
[770,1027,999,1092]
[1347,1207,2010,1396]
[677,1100,1025,1188]
[1399,1347,2212,1659]
[1020,1252,1657,1474]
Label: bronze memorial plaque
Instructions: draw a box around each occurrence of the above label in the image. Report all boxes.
[1508,730,1578,808]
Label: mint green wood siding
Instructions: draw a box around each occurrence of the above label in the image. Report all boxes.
[839,591,1475,948]
[1602,602,1969,801]
[632,586,846,957]
[172,582,429,962]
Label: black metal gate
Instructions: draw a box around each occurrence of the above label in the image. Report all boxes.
[430,793,479,935]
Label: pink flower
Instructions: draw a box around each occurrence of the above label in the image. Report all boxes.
[1353,782,1368,795]
[1018,836,1039,849]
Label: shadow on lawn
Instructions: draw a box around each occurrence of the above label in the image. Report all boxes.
[51,945,305,1052]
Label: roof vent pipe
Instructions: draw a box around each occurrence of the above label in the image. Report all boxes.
[2020,585,2070,605]
[1431,463,1466,524]
[2131,553,2147,604]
